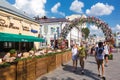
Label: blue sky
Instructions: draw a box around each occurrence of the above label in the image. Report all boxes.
[6,0,120,35]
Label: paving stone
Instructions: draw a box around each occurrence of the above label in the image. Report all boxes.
[37,49,120,80]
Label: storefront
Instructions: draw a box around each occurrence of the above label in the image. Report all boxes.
[0,32,44,52]
[50,39,68,49]
[0,0,44,56]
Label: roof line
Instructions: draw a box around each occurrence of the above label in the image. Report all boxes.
[0,5,39,23]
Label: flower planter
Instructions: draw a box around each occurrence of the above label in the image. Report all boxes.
[17,60,27,80]
[66,51,72,61]
[36,57,48,78]
[0,64,16,80]
[47,55,56,72]
[0,50,72,80]
[62,51,71,64]
[55,53,62,67]
[26,58,36,80]
[62,52,68,64]
[108,54,113,60]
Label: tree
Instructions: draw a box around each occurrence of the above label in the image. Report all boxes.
[81,27,90,40]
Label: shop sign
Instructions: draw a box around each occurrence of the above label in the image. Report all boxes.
[22,26,30,31]
[0,19,19,30]
[31,29,38,33]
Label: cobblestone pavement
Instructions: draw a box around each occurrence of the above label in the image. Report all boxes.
[37,49,120,80]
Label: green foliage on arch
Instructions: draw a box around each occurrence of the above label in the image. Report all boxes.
[81,27,90,40]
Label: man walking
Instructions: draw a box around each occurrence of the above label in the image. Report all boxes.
[78,44,87,74]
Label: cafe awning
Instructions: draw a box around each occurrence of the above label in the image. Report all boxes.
[0,32,45,42]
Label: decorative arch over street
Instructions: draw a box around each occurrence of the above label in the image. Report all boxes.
[61,16,114,42]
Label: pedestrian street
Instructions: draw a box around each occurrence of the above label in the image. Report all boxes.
[37,49,120,80]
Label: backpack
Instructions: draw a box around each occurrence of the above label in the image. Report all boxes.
[96,47,104,58]
[98,48,104,54]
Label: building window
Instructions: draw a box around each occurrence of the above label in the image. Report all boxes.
[4,42,12,48]
[4,42,7,48]
[51,27,55,34]
[44,25,48,34]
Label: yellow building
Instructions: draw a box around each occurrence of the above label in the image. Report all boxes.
[0,0,44,55]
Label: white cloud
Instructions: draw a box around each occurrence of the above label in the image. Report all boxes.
[13,0,47,17]
[90,25,98,30]
[89,24,119,36]
[51,2,65,16]
[116,24,120,30]
[86,2,114,16]
[70,0,84,13]
[89,25,104,36]
[59,12,65,16]
[112,24,120,33]
[51,2,60,13]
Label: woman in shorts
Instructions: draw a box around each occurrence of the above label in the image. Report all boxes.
[95,42,105,79]
[71,44,78,71]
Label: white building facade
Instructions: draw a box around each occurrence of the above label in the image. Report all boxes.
[37,18,69,48]
[115,31,120,47]
[66,14,87,47]
[37,14,87,48]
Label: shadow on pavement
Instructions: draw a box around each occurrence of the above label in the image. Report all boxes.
[87,61,97,64]
[62,64,100,80]
[40,76,75,80]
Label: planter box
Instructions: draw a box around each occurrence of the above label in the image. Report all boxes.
[67,51,72,61]
[55,53,62,67]
[0,50,72,80]
[26,58,36,80]
[62,52,67,64]
[47,55,56,72]
[36,57,48,78]
[62,51,71,64]
[17,60,27,80]
[0,64,16,80]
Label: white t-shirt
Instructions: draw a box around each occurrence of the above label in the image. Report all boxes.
[104,45,109,55]
[72,48,78,56]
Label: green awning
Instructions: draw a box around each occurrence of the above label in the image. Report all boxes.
[0,32,45,42]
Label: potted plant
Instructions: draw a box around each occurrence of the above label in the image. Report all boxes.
[108,54,113,60]
[9,49,17,57]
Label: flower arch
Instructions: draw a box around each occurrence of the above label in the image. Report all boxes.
[61,16,114,43]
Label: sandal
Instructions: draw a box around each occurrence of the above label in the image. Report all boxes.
[102,76,106,80]
[98,74,100,77]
